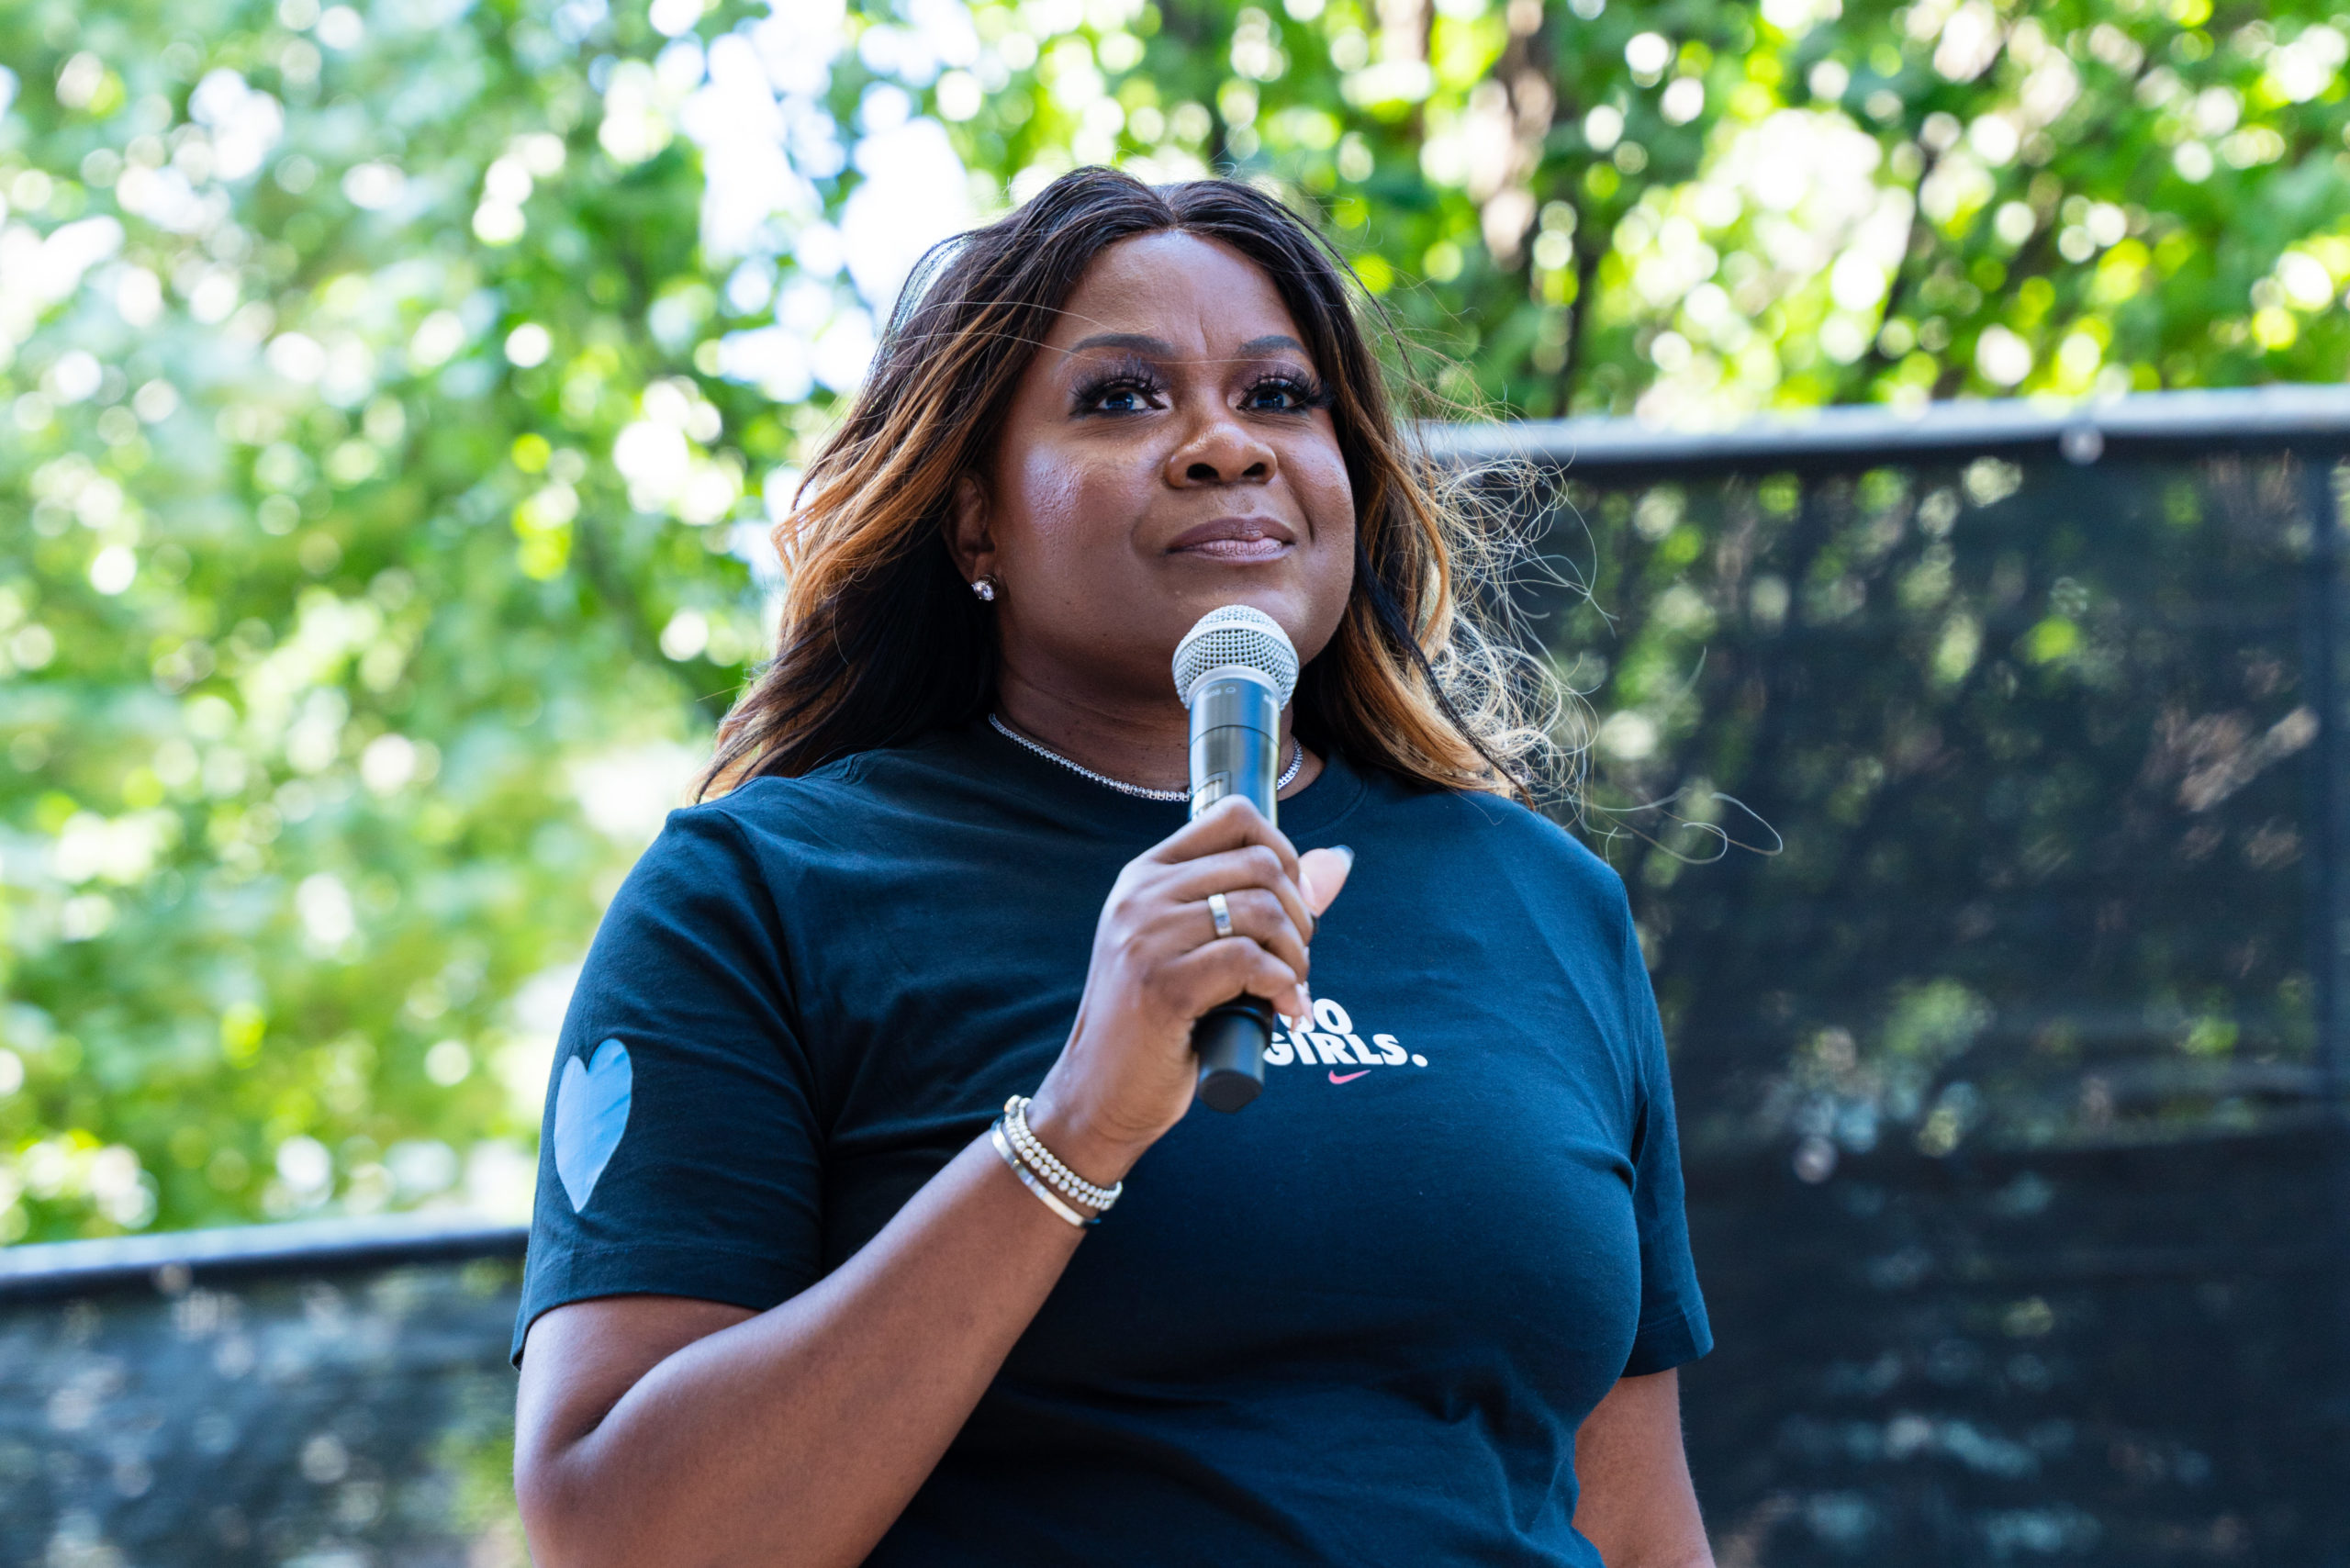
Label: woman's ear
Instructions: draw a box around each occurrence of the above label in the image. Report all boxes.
[946,474,996,588]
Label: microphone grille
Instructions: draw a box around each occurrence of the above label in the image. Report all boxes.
[1171,605,1300,708]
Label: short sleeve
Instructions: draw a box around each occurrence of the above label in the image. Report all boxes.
[511,805,822,1363]
[1616,901,1713,1379]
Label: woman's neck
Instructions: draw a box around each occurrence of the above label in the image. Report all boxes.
[993,668,1320,799]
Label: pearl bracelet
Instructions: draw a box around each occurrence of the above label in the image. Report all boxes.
[1002,1096,1123,1214]
[990,1123,1095,1228]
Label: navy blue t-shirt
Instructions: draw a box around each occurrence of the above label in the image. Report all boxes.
[517,721,1709,1565]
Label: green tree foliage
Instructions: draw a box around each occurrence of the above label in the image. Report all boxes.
[1117,0,2350,416]
[0,0,755,1239]
[3,0,2346,1240]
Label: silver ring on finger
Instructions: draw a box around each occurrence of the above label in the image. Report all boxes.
[1207,890,1235,940]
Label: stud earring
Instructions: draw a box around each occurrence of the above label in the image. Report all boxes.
[971,576,998,602]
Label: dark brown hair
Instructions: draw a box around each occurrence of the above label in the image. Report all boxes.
[700,166,1558,801]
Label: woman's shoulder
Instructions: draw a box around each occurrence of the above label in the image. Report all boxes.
[649,729,1000,860]
[693,750,877,827]
[691,730,955,814]
[1348,765,1629,913]
[602,744,957,940]
[1359,765,1614,862]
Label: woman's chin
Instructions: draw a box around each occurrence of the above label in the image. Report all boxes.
[1153,566,1307,618]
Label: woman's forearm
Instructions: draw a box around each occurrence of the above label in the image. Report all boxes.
[1571,1369,1713,1567]
[515,1130,1096,1568]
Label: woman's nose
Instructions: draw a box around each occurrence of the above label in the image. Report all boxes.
[1165,404,1278,487]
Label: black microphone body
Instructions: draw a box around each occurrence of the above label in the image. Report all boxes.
[1187,667,1283,1113]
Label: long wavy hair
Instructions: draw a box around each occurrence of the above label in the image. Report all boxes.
[700,166,1562,803]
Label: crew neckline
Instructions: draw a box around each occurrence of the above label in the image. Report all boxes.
[964,718,1365,841]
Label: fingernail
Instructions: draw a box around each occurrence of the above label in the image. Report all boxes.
[1331,845,1355,868]
[1294,986,1313,1019]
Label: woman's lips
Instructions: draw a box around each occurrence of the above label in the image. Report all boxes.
[1168,517,1297,561]
[1187,537,1290,561]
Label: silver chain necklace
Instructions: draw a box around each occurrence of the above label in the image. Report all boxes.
[989,713,1304,803]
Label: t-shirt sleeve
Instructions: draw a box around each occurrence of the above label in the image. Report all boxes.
[511,804,822,1363]
[1615,893,1714,1379]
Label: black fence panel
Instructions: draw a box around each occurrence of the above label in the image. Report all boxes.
[2,391,2345,1566]
[0,1241,524,1566]
[1539,448,2327,1158]
[1486,402,2350,1565]
[1685,1129,2346,1564]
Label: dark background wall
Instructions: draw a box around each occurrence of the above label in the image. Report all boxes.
[1552,430,2350,1564]
[1,1250,527,1566]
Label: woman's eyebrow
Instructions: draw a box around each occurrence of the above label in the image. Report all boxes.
[1068,331,1176,355]
[1061,331,1310,359]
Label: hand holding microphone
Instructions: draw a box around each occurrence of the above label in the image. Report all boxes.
[1024,607,1353,1183]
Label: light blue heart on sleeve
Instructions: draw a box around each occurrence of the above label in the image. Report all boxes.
[554,1037,632,1213]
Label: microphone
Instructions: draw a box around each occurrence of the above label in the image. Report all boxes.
[1170,605,1301,1114]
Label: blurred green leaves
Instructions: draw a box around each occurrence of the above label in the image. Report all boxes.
[1,0,762,1241]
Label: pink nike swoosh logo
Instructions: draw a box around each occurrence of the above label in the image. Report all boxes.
[1327,1070,1370,1084]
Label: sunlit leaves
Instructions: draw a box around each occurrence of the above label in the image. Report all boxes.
[0,0,758,1243]
[1077,0,2350,419]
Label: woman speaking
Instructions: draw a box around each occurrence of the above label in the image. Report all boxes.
[510,167,1714,1567]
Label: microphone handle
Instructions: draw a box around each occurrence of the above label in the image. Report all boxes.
[1186,672,1282,1113]
[1194,997,1275,1114]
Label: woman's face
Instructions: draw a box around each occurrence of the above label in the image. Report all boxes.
[954,230,1358,715]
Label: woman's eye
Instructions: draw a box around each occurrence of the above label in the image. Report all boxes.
[1083,381,1158,414]
[1245,380,1313,411]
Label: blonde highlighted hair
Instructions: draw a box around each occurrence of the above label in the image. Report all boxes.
[702,167,1564,805]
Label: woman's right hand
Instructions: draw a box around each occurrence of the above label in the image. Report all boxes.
[1027,796,1354,1189]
